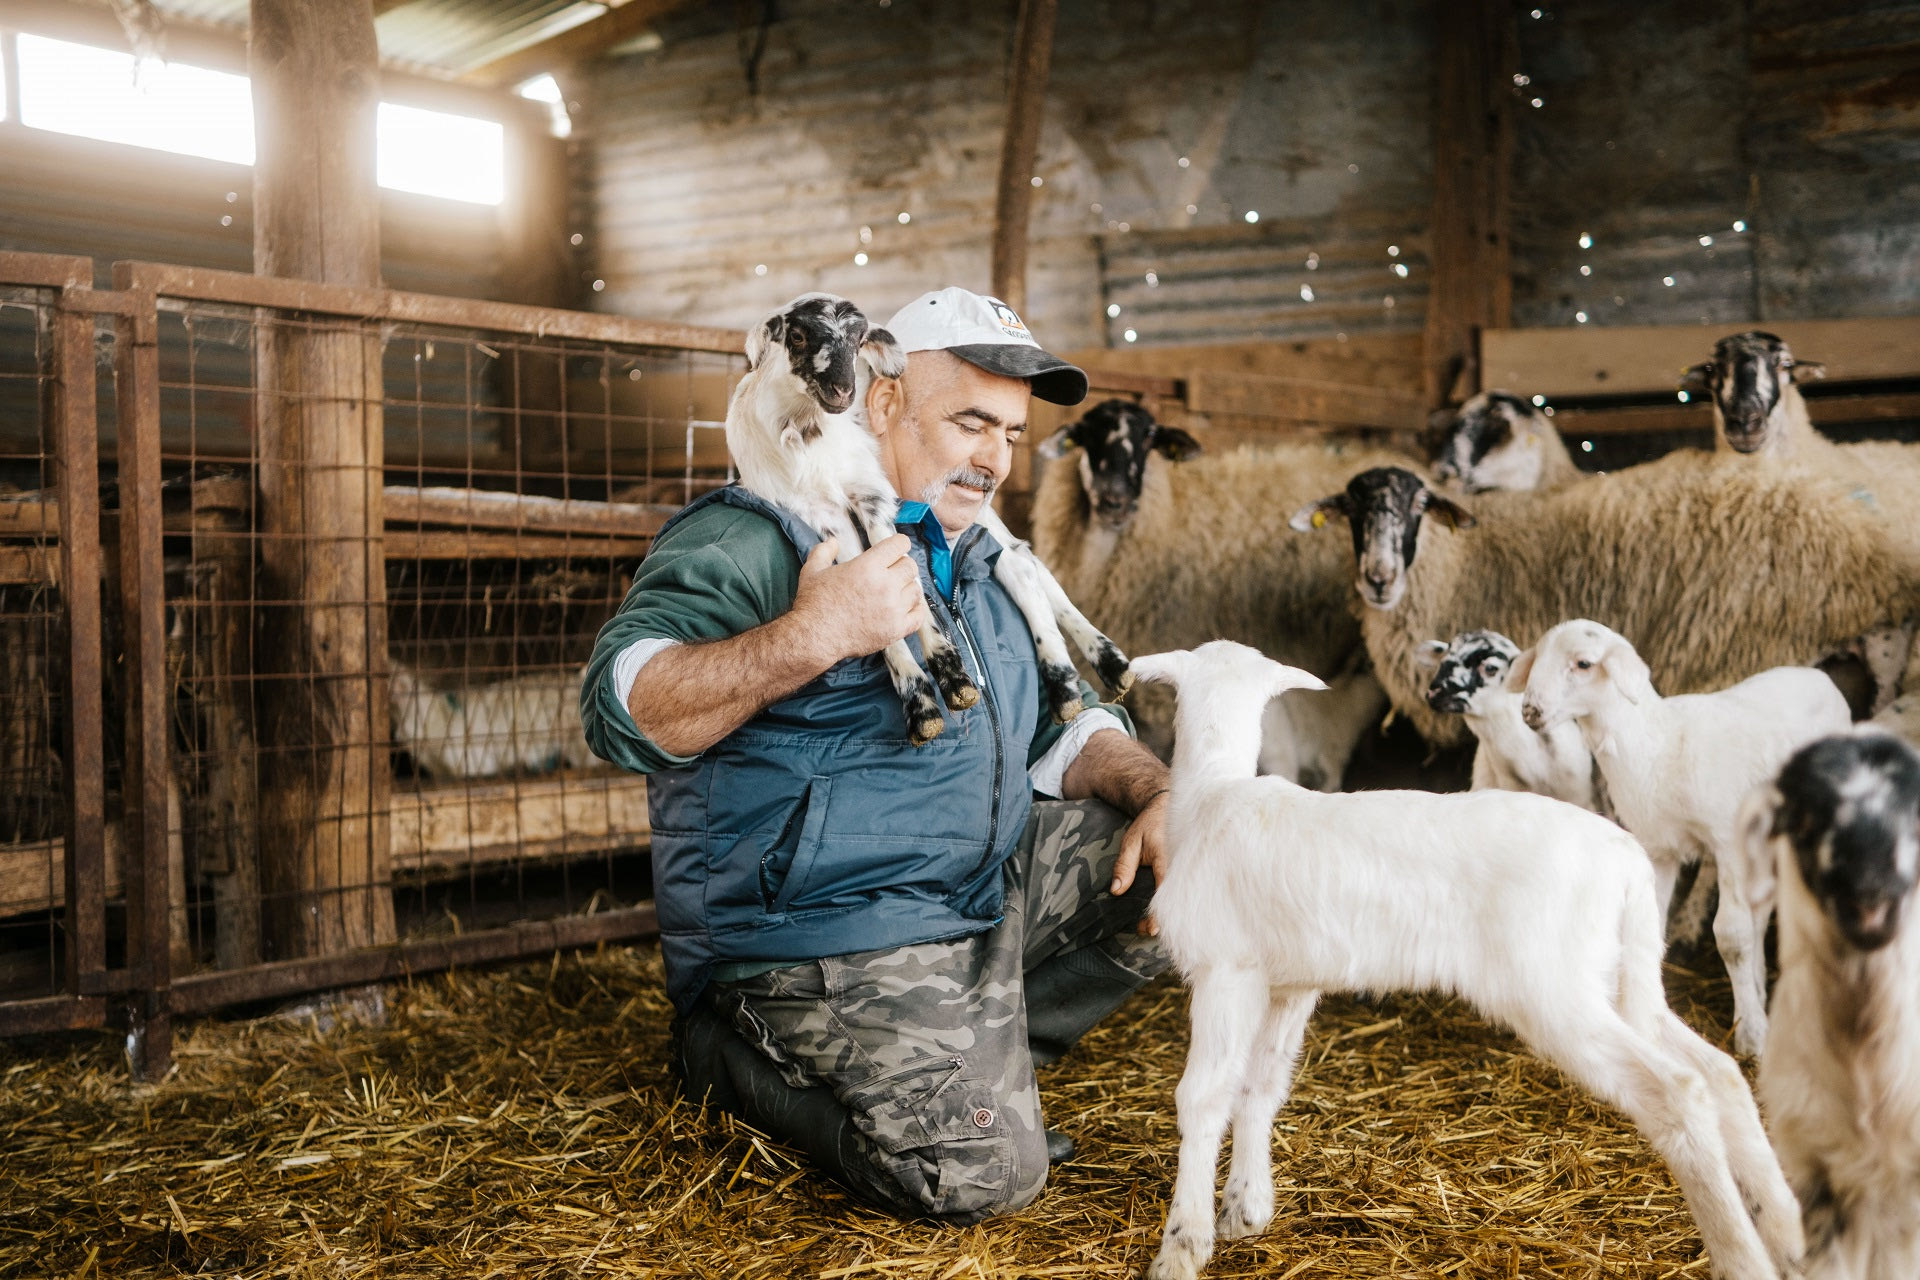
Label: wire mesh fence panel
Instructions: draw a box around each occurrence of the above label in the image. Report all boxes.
[0,273,109,1018]
[148,285,741,990]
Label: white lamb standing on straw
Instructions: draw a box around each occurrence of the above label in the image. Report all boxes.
[1133,640,1801,1280]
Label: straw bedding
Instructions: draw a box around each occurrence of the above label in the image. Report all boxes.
[0,941,1744,1278]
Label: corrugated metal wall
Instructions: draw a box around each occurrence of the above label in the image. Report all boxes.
[582,0,1920,351]
[1509,0,1920,330]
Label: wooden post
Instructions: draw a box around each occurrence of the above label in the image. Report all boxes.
[989,0,1058,314]
[1422,0,1515,407]
[249,0,394,958]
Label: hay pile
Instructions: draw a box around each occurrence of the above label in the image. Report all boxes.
[0,942,1744,1278]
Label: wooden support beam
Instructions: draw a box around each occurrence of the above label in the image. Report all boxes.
[989,0,1058,315]
[1422,0,1515,407]
[462,0,694,89]
[1185,372,1428,432]
[250,0,395,960]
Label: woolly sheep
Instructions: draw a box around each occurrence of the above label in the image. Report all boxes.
[1428,391,1583,495]
[390,663,593,778]
[1030,401,1406,787]
[1289,458,1919,748]
[1516,619,1853,1056]
[1133,640,1802,1280]
[1742,731,1920,1279]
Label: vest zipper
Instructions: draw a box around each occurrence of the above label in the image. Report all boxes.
[941,550,1004,863]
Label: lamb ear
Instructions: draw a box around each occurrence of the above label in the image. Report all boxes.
[746,315,783,371]
[1415,489,1477,530]
[1601,640,1652,705]
[1506,645,1538,691]
[1274,666,1330,695]
[1680,361,1714,395]
[1036,425,1077,460]
[1414,639,1449,671]
[1789,359,1827,382]
[1151,426,1203,462]
[860,326,907,381]
[1289,493,1350,533]
[1127,651,1188,687]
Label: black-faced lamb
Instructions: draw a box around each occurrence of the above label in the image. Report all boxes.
[1290,459,1920,748]
[1516,619,1853,1056]
[1418,629,1604,813]
[1742,731,1920,1279]
[1133,640,1802,1280]
[730,293,1129,744]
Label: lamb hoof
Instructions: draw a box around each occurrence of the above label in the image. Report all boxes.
[1095,644,1134,696]
[1052,696,1086,725]
[1214,1202,1271,1242]
[1144,1232,1209,1280]
[922,648,978,711]
[908,714,947,746]
[945,679,980,712]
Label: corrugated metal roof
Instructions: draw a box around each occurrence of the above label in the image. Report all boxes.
[147,0,598,78]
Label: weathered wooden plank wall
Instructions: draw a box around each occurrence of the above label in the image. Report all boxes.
[579,0,1435,351]
[581,0,1920,356]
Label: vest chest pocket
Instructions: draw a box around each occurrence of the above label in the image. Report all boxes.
[759,775,834,914]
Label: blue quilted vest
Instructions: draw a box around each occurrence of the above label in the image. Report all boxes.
[645,486,1040,1012]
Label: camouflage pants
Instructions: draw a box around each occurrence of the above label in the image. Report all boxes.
[701,798,1168,1222]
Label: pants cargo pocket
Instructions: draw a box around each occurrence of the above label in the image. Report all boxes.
[842,1055,1031,1222]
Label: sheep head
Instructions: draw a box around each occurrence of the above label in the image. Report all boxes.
[1517,619,1653,733]
[1682,330,1826,454]
[1765,732,1920,952]
[1422,629,1524,716]
[1428,391,1554,494]
[1036,399,1201,530]
[746,292,876,416]
[1289,467,1474,611]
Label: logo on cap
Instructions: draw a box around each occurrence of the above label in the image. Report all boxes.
[986,298,1031,339]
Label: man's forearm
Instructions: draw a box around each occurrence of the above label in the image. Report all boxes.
[629,613,838,757]
[1061,727,1170,815]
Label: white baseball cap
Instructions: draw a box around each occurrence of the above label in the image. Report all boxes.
[884,287,1089,406]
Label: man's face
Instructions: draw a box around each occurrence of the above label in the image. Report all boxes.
[871,349,1031,537]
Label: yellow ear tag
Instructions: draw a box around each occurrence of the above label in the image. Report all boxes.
[1311,511,1327,528]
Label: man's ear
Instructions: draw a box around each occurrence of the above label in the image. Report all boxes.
[1289,493,1351,533]
[1789,359,1827,382]
[1415,639,1449,672]
[864,366,907,438]
[1680,361,1715,395]
[1037,425,1077,460]
[1507,646,1537,691]
[1151,425,1203,462]
[1414,489,1477,530]
[746,315,782,371]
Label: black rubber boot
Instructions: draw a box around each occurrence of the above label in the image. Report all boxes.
[674,1000,909,1214]
[1024,940,1157,1069]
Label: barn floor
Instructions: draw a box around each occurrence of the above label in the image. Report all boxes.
[0,938,1749,1278]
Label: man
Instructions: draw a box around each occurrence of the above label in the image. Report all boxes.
[581,287,1171,1221]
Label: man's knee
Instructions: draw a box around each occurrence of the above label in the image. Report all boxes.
[847,1062,1050,1222]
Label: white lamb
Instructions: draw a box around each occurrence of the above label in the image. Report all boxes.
[1741,731,1920,1280]
[1516,619,1853,1056]
[1134,639,1801,1280]
[390,663,593,778]
[1417,629,1606,814]
[729,293,1131,745]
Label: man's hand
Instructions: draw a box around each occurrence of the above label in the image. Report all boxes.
[627,533,929,758]
[787,534,930,666]
[1109,789,1170,936]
